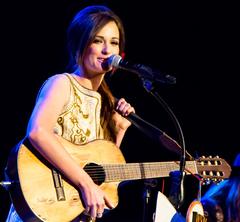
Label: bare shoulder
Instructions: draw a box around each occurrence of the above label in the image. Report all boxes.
[40,73,70,91]
[46,73,70,85]
[37,73,71,100]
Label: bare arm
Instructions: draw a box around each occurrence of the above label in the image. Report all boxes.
[26,74,112,218]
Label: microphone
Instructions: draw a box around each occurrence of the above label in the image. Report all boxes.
[107,54,176,84]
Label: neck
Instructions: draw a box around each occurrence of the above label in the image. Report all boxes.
[73,68,104,91]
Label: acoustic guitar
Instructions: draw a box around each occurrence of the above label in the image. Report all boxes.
[5,136,231,222]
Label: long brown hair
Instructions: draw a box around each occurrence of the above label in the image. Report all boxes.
[66,5,126,142]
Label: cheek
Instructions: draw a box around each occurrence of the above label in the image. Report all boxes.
[83,47,98,63]
[114,48,120,55]
[88,45,101,55]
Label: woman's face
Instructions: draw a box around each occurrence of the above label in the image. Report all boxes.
[83,21,120,76]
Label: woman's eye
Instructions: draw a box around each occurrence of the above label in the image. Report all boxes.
[93,38,103,44]
[111,41,119,46]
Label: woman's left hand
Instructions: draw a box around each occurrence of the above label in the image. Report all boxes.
[112,98,135,132]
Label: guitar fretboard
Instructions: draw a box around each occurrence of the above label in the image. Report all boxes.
[102,161,197,182]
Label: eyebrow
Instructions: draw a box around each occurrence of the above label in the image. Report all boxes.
[95,35,119,41]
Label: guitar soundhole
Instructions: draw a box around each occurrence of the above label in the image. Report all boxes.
[84,163,106,185]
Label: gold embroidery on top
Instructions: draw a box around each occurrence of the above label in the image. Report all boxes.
[72,90,89,119]
[67,74,102,140]
[73,102,89,119]
[56,75,92,144]
[57,117,63,125]
[69,116,88,143]
[55,74,103,144]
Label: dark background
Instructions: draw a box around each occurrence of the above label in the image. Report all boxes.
[0,1,239,221]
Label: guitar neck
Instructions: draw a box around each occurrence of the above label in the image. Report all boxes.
[102,161,197,182]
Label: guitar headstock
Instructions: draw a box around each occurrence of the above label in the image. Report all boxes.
[196,156,232,184]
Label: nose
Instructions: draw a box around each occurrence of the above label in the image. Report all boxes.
[102,43,111,55]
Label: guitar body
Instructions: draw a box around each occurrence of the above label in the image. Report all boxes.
[6,137,126,222]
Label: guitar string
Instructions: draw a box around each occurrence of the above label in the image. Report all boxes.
[84,163,187,180]
[82,162,223,181]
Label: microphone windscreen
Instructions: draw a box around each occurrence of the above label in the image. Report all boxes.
[109,54,122,68]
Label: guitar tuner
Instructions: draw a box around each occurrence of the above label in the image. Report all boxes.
[200,159,222,166]
[214,160,220,165]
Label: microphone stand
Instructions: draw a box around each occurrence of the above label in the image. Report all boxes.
[141,78,186,211]
[114,64,194,221]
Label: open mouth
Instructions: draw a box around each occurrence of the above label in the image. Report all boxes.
[97,58,105,64]
[98,58,110,70]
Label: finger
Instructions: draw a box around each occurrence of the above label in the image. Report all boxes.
[100,203,105,212]
[104,196,114,209]
[116,98,126,109]
[96,202,105,218]
[116,100,130,113]
[89,205,97,219]
[125,108,135,116]
[120,103,131,115]
[121,104,135,116]
[83,207,90,216]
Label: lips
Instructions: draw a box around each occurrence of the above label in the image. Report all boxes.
[97,58,108,64]
[97,58,104,63]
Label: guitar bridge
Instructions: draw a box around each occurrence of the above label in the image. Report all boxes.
[52,169,66,201]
